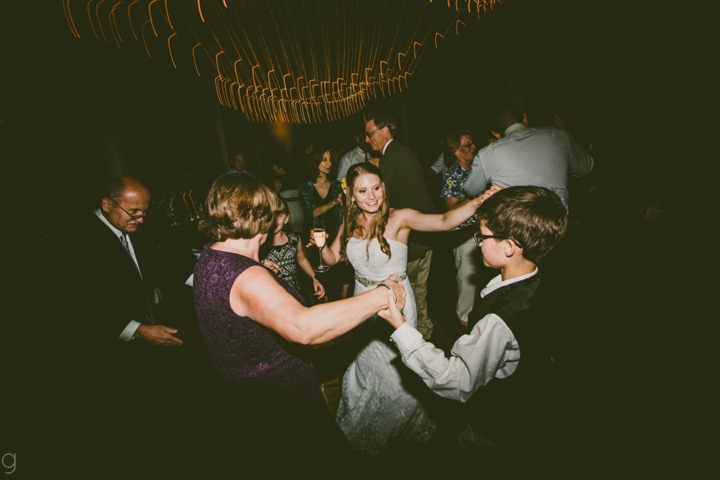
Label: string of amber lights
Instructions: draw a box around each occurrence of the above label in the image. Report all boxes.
[63,0,501,124]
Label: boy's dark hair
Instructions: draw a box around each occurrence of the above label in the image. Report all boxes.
[477,186,567,264]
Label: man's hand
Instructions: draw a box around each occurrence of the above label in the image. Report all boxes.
[380,273,406,312]
[134,324,183,347]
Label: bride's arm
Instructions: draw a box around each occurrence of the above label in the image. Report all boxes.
[396,186,502,233]
[307,222,344,266]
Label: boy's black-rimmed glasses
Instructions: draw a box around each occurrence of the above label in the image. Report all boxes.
[474,232,523,249]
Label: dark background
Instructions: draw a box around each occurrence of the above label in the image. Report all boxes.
[2,1,718,477]
[2,1,715,223]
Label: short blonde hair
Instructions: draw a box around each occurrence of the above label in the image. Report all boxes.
[199,174,275,241]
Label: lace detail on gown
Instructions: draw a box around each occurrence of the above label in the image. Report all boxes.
[336,238,436,455]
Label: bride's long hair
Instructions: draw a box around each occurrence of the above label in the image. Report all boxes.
[340,163,392,262]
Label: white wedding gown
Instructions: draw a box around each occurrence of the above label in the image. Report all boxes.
[336,237,436,455]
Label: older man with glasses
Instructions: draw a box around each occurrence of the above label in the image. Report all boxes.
[52,175,188,472]
[93,176,183,347]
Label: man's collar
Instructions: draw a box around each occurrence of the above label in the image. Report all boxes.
[382,138,394,155]
[94,208,123,238]
[504,123,526,136]
[481,268,538,298]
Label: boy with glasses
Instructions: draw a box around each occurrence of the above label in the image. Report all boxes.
[378,186,568,473]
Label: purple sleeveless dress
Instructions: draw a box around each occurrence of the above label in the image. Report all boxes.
[193,244,316,410]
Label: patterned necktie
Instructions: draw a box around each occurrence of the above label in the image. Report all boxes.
[119,234,141,278]
[119,233,130,253]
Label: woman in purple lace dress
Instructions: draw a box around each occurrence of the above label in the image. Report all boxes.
[193,174,405,475]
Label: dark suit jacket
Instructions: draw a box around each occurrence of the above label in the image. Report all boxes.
[380,139,436,258]
[60,214,166,358]
[380,139,436,214]
[51,215,185,450]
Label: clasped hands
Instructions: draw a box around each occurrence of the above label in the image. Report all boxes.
[376,273,406,326]
[376,278,407,330]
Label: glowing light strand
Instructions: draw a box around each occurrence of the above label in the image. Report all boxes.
[64,0,501,123]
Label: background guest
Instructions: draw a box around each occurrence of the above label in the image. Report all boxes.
[299,146,352,300]
[269,155,304,234]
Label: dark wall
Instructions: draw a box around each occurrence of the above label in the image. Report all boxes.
[2,1,714,234]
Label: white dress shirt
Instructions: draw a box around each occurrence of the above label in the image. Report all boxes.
[464,123,593,208]
[430,152,447,176]
[390,269,539,403]
[381,138,394,155]
[336,146,368,181]
[94,209,142,341]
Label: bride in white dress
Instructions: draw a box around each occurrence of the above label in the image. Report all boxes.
[313,163,498,454]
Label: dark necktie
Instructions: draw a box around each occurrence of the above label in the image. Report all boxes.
[119,233,130,253]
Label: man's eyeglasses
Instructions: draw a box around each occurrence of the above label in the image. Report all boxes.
[106,197,147,220]
[474,232,523,249]
[365,128,381,138]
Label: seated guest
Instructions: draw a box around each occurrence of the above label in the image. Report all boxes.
[377,186,568,474]
[192,173,406,476]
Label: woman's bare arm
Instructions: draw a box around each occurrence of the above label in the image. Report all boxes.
[399,186,502,233]
[296,241,325,298]
[296,240,316,279]
[230,267,405,345]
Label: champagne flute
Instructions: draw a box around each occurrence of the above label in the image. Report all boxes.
[313,219,330,273]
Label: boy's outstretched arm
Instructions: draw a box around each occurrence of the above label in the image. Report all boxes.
[378,294,520,403]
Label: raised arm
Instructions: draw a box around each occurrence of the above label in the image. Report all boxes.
[307,221,344,267]
[398,186,501,233]
[231,267,405,345]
